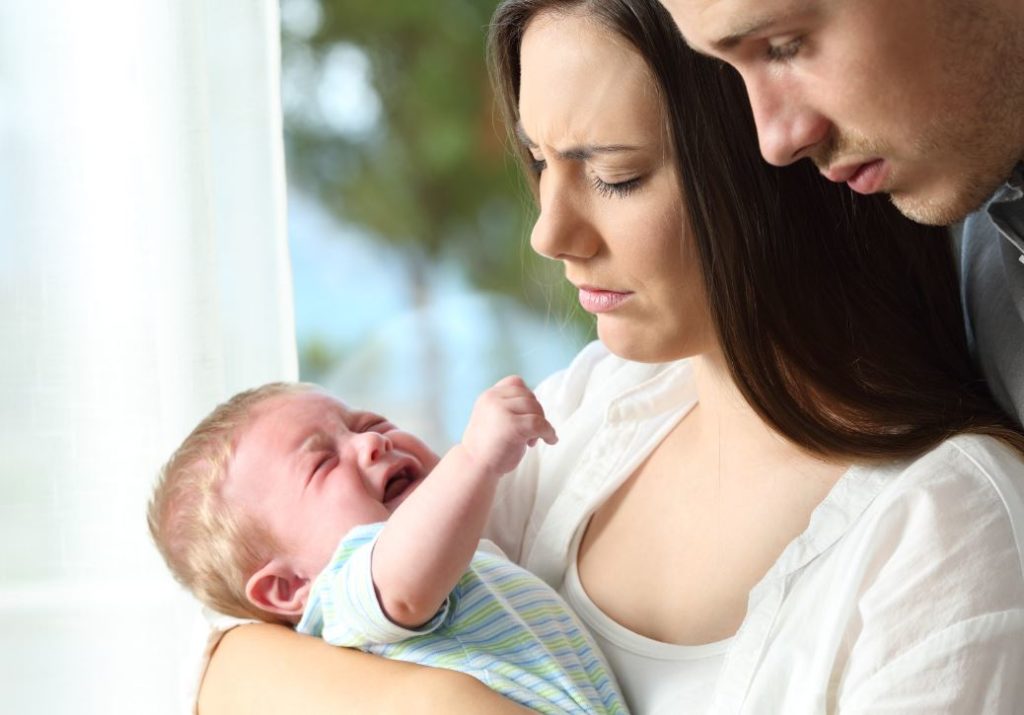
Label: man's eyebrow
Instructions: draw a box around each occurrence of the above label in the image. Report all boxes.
[713,15,784,51]
[514,122,640,160]
[711,5,811,52]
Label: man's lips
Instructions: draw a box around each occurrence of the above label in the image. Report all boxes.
[822,159,887,194]
[576,285,633,314]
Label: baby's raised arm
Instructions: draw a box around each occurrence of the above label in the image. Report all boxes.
[371,375,557,627]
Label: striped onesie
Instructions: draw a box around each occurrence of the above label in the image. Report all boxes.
[297,522,628,715]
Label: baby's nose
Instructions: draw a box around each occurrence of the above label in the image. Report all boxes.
[354,430,392,465]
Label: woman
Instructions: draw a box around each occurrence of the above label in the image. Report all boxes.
[198,0,1024,712]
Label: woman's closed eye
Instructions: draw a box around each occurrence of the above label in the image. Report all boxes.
[528,150,644,198]
[591,174,642,199]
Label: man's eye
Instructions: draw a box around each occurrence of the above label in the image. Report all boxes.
[529,156,547,175]
[766,37,803,62]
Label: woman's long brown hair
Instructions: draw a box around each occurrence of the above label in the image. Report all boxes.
[488,0,1024,458]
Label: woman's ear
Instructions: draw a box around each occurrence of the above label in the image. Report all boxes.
[245,559,312,618]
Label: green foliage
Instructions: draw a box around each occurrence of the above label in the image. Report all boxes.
[282,0,583,314]
[298,334,348,384]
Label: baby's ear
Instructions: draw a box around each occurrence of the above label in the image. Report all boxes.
[245,559,312,619]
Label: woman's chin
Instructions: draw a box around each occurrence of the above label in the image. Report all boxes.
[596,325,697,364]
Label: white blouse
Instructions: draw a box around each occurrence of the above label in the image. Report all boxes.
[486,341,1024,714]
[559,529,732,714]
[200,341,1024,713]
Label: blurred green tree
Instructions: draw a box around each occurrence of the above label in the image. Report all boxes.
[282,0,579,315]
[280,0,590,426]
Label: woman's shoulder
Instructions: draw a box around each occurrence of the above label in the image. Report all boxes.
[879,433,1024,519]
[794,435,1024,711]
[860,433,1024,590]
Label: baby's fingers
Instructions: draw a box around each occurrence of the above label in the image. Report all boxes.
[500,394,546,417]
[516,413,558,446]
[493,375,527,390]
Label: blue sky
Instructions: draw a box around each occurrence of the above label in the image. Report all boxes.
[286,189,587,447]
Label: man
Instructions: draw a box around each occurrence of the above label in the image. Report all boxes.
[660,0,1024,424]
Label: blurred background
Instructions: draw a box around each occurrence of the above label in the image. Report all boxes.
[0,1,590,712]
[280,0,590,448]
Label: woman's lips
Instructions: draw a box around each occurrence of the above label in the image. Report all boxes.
[577,286,633,313]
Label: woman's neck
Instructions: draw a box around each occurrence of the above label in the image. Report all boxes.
[689,349,848,481]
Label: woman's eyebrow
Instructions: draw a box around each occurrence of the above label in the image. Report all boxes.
[515,122,641,160]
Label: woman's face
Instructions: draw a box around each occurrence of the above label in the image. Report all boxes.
[518,10,713,363]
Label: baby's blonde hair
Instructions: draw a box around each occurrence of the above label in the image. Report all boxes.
[147,382,314,623]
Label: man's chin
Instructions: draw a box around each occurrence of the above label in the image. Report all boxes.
[889,181,998,227]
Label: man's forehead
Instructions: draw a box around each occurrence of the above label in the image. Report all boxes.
[665,0,819,49]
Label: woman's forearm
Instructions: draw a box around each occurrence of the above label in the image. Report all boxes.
[198,623,534,715]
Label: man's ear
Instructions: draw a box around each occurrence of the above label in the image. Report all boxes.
[245,559,312,618]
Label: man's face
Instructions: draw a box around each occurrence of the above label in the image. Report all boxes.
[661,0,1024,225]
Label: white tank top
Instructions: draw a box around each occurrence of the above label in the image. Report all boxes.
[559,539,733,715]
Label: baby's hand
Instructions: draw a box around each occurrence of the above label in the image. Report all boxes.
[461,376,558,476]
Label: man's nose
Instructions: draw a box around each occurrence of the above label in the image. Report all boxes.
[745,72,830,167]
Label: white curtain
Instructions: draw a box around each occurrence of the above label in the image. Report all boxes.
[0,1,295,712]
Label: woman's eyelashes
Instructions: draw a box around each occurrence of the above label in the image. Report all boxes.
[591,174,642,199]
[529,154,643,199]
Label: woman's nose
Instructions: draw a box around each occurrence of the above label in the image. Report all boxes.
[352,430,392,466]
[529,182,599,262]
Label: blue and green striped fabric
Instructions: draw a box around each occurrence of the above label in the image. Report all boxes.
[297,523,628,715]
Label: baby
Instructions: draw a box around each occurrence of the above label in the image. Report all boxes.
[148,377,627,715]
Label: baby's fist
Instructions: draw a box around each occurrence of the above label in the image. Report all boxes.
[461,376,558,475]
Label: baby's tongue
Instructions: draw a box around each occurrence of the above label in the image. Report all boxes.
[383,474,411,502]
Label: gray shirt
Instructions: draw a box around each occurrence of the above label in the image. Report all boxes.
[959,162,1024,425]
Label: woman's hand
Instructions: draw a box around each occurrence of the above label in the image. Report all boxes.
[198,624,535,714]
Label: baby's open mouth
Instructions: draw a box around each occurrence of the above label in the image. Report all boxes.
[383,468,415,503]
